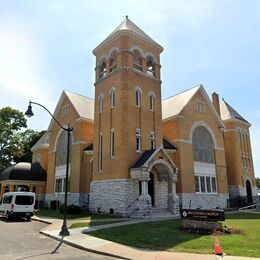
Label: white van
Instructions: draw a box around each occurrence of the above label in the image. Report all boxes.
[0,192,36,221]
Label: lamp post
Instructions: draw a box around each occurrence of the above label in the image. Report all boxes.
[25,101,72,236]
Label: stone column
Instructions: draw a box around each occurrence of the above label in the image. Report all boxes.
[141,57,146,72]
[168,175,179,215]
[130,169,152,219]
[138,171,152,219]
[0,185,4,198]
[9,184,14,192]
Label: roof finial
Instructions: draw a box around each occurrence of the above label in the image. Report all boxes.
[126,15,128,19]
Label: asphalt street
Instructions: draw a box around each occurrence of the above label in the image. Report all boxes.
[0,218,117,260]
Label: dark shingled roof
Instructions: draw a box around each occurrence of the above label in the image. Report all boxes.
[0,162,47,182]
[163,139,177,150]
[222,100,249,124]
[84,144,93,151]
[132,149,156,168]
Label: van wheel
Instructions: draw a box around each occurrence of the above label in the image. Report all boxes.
[26,216,31,221]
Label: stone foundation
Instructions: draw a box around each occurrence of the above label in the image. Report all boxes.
[182,219,223,232]
[179,193,229,209]
[89,179,139,216]
[228,185,246,198]
[228,185,258,207]
[168,193,180,215]
[45,193,89,210]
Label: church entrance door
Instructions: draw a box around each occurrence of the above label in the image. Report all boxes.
[148,173,155,206]
[246,180,253,204]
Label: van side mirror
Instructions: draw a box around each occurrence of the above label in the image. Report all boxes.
[0,199,2,204]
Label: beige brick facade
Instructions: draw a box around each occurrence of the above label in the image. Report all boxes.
[27,17,257,215]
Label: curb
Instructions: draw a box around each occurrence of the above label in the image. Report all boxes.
[32,216,53,225]
[40,229,130,260]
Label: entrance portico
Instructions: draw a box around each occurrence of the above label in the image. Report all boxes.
[130,146,179,219]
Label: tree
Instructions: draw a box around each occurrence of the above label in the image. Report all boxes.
[14,129,45,163]
[0,107,27,172]
[256,177,260,189]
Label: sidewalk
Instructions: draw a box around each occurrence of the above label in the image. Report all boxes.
[33,216,260,260]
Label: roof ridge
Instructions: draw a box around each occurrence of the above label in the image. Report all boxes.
[64,90,94,100]
[93,17,163,54]
[163,84,201,101]
[220,99,249,124]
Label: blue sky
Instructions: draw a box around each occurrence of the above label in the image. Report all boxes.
[0,0,259,177]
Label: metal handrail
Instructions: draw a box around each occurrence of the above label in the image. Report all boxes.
[239,204,257,211]
[128,198,138,208]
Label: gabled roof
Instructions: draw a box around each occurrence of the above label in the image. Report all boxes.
[220,99,250,126]
[48,91,94,131]
[163,139,177,150]
[93,16,163,54]
[65,91,94,120]
[31,131,50,152]
[162,85,201,120]
[131,145,178,173]
[132,149,156,168]
[0,162,47,182]
[84,143,93,151]
[162,85,225,128]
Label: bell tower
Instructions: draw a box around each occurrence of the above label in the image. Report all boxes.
[90,17,164,215]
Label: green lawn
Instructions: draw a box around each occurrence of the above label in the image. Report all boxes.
[90,212,260,257]
[70,220,126,229]
[35,209,118,221]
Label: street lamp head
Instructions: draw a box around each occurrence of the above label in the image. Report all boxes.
[25,101,34,118]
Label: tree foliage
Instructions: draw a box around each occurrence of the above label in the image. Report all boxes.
[0,107,27,171]
[256,177,260,188]
[14,129,46,163]
[0,107,45,172]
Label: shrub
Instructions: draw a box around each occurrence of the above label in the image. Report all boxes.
[60,204,82,214]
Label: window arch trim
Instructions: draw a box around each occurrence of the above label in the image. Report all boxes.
[189,121,217,148]
[135,86,142,107]
[54,127,74,153]
[98,93,104,113]
[149,91,156,111]
[130,45,145,58]
[110,87,116,108]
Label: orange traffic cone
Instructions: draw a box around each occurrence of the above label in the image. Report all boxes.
[214,236,222,255]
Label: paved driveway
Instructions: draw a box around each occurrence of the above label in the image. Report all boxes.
[0,218,117,260]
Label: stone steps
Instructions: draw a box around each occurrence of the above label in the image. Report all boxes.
[129,207,176,219]
[151,208,174,219]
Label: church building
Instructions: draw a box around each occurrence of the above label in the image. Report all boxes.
[1,17,257,218]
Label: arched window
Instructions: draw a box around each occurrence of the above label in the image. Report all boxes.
[110,88,115,108]
[192,126,215,164]
[136,128,142,152]
[98,95,104,113]
[109,51,118,73]
[133,49,143,71]
[99,61,107,79]
[55,130,72,193]
[146,56,155,77]
[110,129,115,158]
[98,133,103,172]
[150,131,156,149]
[56,130,72,166]
[135,88,141,107]
[149,92,155,111]
[192,126,217,194]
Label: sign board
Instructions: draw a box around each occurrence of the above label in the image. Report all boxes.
[181,209,225,222]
